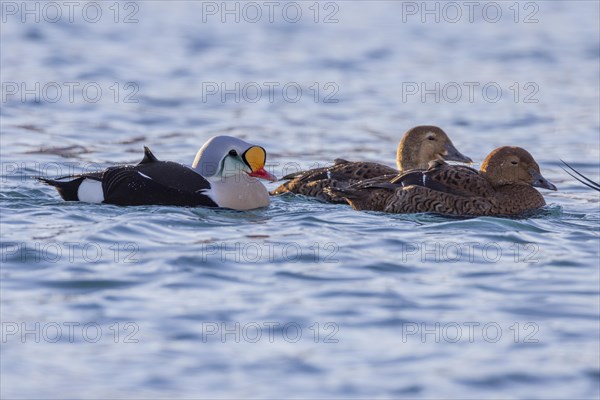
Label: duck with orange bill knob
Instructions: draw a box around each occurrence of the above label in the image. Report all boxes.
[38,135,277,210]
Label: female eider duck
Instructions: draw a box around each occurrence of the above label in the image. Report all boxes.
[39,135,277,210]
[271,125,472,202]
[328,146,557,217]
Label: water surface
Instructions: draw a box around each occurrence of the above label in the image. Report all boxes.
[1,1,599,398]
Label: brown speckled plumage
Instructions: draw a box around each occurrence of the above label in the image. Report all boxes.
[272,159,397,202]
[271,126,471,202]
[329,147,557,217]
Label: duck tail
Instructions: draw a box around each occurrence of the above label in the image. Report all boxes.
[37,177,84,201]
[324,186,359,201]
[323,187,375,209]
[315,190,350,204]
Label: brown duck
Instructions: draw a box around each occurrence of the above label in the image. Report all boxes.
[328,146,557,217]
[271,126,472,202]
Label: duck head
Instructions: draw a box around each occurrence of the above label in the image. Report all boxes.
[192,135,277,181]
[480,146,557,190]
[396,126,472,171]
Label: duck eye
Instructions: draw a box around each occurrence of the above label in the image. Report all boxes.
[427,136,436,141]
[510,161,518,165]
[228,149,238,157]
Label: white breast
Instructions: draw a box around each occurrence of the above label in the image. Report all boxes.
[203,175,270,210]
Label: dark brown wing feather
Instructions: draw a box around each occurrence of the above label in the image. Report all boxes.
[271,160,397,202]
[333,162,549,216]
[389,164,492,197]
[328,163,497,215]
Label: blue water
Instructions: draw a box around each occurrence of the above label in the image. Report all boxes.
[1,1,599,398]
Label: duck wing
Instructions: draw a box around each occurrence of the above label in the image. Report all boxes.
[328,164,495,215]
[389,164,494,198]
[280,158,350,181]
[101,160,217,207]
[272,160,397,201]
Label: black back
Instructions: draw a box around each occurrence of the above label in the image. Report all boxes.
[101,160,217,207]
[40,147,219,207]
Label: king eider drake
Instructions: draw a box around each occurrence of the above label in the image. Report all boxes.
[327,146,557,217]
[38,135,277,210]
[271,126,472,203]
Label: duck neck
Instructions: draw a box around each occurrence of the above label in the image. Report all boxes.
[491,184,546,215]
[396,146,432,172]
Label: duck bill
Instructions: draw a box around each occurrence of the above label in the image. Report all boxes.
[531,170,557,191]
[243,145,278,181]
[444,142,473,164]
[249,167,278,182]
